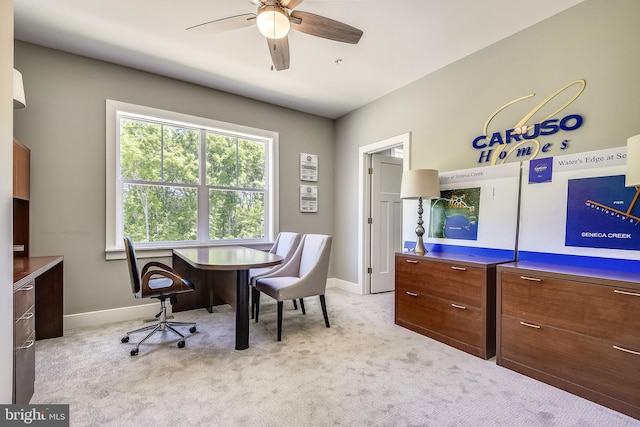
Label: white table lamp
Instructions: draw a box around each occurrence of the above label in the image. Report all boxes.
[400,169,440,255]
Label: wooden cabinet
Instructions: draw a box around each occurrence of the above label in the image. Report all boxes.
[13,138,30,257]
[13,256,64,404]
[496,262,640,420]
[395,252,511,359]
[13,138,30,201]
[13,281,36,404]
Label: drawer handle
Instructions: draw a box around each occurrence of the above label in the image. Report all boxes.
[614,289,640,298]
[451,303,466,310]
[519,276,542,282]
[19,285,34,291]
[613,345,640,356]
[405,260,419,264]
[19,340,35,350]
[405,291,418,297]
[18,312,34,321]
[519,321,541,329]
[450,266,467,271]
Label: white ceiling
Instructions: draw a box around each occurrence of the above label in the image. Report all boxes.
[14,0,584,119]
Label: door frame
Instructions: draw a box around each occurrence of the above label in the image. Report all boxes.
[358,132,412,295]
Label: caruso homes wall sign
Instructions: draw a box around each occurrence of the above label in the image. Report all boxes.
[472,79,586,165]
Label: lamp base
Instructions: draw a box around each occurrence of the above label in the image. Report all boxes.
[413,196,428,256]
[413,236,427,256]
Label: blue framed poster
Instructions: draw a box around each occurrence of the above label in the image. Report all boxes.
[565,175,640,250]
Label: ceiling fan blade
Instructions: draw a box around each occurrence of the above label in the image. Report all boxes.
[290,11,363,44]
[186,14,256,33]
[267,37,290,71]
[280,0,304,9]
[247,0,265,5]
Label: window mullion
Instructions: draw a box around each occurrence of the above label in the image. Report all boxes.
[197,129,209,242]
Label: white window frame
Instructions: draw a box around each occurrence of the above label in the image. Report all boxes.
[105,100,279,259]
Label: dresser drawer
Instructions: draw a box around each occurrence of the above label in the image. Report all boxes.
[14,305,35,349]
[396,257,484,307]
[500,314,640,408]
[14,330,35,405]
[13,281,35,320]
[397,289,483,350]
[500,272,640,348]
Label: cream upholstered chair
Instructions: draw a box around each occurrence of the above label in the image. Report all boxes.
[248,231,302,318]
[255,234,332,341]
[121,237,197,356]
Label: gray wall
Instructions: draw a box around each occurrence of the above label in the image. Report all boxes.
[333,0,640,284]
[2,0,15,404]
[13,42,334,315]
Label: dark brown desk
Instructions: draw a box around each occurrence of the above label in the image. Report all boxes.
[13,256,63,404]
[13,256,64,340]
[172,246,282,350]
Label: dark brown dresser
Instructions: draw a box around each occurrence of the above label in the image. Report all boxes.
[395,252,511,359]
[496,261,640,420]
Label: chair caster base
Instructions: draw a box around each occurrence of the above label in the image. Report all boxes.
[121,336,130,343]
[190,326,196,333]
[130,348,139,356]
[178,340,185,348]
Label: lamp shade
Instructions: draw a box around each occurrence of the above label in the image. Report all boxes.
[400,169,440,200]
[627,134,640,187]
[256,5,290,39]
[13,68,26,109]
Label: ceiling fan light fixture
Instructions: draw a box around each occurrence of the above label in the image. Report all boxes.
[256,5,290,39]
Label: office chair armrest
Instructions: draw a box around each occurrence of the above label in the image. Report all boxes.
[141,261,179,277]
[140,268,190,295]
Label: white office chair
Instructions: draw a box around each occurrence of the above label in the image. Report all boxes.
[255,234,332,341]
[248,232,302,318]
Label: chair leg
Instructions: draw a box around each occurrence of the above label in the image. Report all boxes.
[122,298,196,355]
[299,298,306,315]
[292,299,298,310]
[277,301,283,341]
[255,291,261,323]
[319,295,330,328]
[251,286,256,319]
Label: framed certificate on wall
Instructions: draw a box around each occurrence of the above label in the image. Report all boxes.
[300,185,318,212]
[300,153,318,181]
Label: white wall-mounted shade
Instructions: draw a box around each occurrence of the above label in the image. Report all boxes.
[400,169,440,199]
[13,68,26,109]
[627,134,640,187]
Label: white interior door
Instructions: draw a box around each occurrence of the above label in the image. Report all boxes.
[369,154,403,293]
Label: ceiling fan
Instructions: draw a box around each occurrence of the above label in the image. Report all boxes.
[186,0,364,71]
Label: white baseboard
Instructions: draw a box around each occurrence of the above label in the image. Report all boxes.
[327,278,362,295]
[64,278,362,331]
[63,302,171,331]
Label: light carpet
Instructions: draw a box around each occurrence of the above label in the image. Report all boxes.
[32,288,639,427]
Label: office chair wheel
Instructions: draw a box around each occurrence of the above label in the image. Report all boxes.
[121,336,130,343]
[178,340,185,348]
[190,326,196,333]
[130,348,139,356]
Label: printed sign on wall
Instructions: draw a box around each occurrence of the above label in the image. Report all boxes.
[565,175,640,250]
[428,187,481,240]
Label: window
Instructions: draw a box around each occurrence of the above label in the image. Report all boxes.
[106,100,278,256]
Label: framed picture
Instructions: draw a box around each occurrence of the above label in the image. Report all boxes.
[300,185,318,212]
[300,152,318,181]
